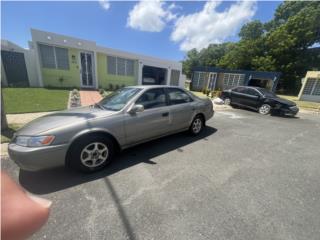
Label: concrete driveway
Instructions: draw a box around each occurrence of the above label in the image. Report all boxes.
[2,108,320,240]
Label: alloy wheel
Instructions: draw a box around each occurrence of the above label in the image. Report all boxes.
[80,142,109,168]
[259,104,271,115]
[192,118,202,134]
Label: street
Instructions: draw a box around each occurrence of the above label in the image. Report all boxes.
[2,108,320,240]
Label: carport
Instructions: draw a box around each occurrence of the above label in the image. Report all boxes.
[142,65,167,85]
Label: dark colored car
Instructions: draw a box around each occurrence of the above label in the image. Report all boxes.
[220,86,299,116]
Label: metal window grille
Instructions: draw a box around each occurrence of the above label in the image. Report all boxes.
[303,78,317,95]
[312,80,320,96]
[117,57,126,76]
[170,69,180,86]
[126,59,134,76]
[39,44,56,68]
[107,56,117,75]
[55,47,69,70]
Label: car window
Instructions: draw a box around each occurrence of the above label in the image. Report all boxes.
[136,88,167,110]
[243,88,260,96]
[99,88,141,111]
[167,88,193,105]
[233,87,246,93]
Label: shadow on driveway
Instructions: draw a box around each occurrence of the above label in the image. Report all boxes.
[19,126,217,194]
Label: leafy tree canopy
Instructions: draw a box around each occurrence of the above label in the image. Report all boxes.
[182,1,320,94]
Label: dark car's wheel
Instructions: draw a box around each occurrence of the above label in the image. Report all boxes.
[189,115,204,136]
[224,97,231,105]
[259,104,271,115]
[68,135,115,172]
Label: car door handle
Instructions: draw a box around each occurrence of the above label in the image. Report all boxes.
[162,112,169,117]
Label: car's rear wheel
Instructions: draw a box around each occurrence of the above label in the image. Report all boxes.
[224,97,231,105]
[189,115,204,136]
[259,104,271,115]
[68,135,115,172]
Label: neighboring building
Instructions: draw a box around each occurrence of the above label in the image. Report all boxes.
[1,29,184,89]
[298,71,320,102]
[191,67,281,92]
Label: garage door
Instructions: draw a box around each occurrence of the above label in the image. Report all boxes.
[1,50,29,87]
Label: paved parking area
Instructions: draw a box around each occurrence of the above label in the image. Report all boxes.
[2,109,320,240]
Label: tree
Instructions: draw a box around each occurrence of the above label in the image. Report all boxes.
[182,0,320,94]
[239,20,264,40]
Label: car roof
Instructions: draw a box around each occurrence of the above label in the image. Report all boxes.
[125,85,183,90]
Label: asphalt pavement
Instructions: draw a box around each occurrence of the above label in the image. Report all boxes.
[2,108,320,240]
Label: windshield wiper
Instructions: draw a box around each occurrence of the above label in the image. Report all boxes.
[94,102,105,110]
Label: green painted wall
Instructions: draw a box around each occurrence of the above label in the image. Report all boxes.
[42,48,81,88]
[97,53,138,89]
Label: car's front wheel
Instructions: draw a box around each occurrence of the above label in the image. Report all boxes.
[189,115,204,136]
[259,104,271,115]
[68,134,115,172]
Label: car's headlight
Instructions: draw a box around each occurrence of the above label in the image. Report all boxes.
[15,135,55,147]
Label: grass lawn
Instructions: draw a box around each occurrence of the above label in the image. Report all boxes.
[3,88,69,114]
[278,95,320,111]
[1,124,22,143]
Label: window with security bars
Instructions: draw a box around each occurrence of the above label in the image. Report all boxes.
[223,73,245,89]
[117,57,126,76]
[39,44,56,68]
[107,56,117,75]
[39,44,69,70]
[55,47,69,70]
[126,59,134,76]
[193,71,206,88]
[107,56,135,76]
[303,78,320,96]
[170,69,180,86]
[313,80,320,96]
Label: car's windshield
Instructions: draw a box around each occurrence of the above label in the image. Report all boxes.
[258,88,277,98]
[98,88,141,111]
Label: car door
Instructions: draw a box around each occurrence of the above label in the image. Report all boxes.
[124,88,170,144]
[165,88,195,131]
[239,88,261,108]
[230,87,246,105]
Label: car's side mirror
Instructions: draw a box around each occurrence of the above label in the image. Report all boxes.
[128,104,144,114]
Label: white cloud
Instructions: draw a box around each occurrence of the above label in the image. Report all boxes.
[127,0,177,32]
[171,0,257,51]
[99,0,110,10]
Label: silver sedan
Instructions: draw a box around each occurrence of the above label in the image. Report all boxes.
[9,86,214,172]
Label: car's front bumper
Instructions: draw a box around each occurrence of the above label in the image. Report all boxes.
[8,143,68,171]
[280,106,299,116]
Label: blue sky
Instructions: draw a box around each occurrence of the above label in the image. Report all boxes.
[1,1,281,61]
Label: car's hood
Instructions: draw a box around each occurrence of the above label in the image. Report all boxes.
[16,106,115,135]
[271,97,296,106]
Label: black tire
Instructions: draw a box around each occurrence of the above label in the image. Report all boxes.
[189,115,204,136]
[67,134,115,173]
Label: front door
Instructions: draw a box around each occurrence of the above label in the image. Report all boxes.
[80,52,94,88]
[124,88,170,144]
[207,73,217,90]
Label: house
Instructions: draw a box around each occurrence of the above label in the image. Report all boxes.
[298,71,320,102]
[191,67,281,92]
[1,29,184,89]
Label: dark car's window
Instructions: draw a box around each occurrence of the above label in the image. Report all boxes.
[99,87,141,111]
[258,88,277,97]
[167,88,193,105]
[233,87,246,93]
[243,88,260,96]
[136,88,167,110]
